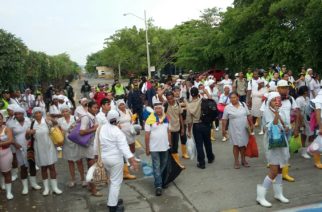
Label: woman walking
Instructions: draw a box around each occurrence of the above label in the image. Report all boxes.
[27,107,62,196]
[57,105,86,187]
[256,92,290,207]
[0,112,14,199]
[222,92,253,169]
[251,79,268,135]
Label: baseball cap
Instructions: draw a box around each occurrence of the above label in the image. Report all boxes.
[277,80,289,87]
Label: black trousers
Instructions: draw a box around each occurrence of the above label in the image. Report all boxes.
[192,123,215,166]
[170,131,180,154]
[180,124,187,145]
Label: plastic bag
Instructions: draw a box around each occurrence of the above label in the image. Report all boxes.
[141,160,153,177]
[245,135,259,158]
[186,137,196,160]
[289,135,302,154]
[307,135,322,153]
[162,150,183,187]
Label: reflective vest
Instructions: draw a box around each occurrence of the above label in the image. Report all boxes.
[246,72,253,81]
[114,85,125,96]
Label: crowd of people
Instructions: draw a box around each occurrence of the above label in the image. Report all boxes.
[0,64,322,211]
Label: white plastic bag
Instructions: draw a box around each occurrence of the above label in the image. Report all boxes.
[307,135,322,153]
[186,137,196,160]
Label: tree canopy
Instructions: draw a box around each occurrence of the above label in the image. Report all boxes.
[0,29,79,91]
[86,0,322,76]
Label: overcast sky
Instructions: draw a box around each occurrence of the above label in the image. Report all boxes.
[0,0,233,65]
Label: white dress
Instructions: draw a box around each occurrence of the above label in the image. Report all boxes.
[119,109,135,145]
[251,87,267,117]
[74,106,87,119]
[222,103,250,147]
[296,96,313,136]
[263,109,290,167]
[58,116,84,161]
[80,112,96,159]
[11,118,31,166]
[33,118,57,166]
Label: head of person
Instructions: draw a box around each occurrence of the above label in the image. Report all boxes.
[15,89,22,98]
[229,92,239,105]
[299,73,305,80]
[307,68,313,76]
[257,79,265,89]
[7,105,16,117]
[60,106,71,118]
[87,101,99,115]
[253,70,259,80]
[156,86,163,95]
[298,86,308,97]
[52,95,59,105]
[32,107,44,121]
[106,92,113,100]
[238,72,244,79]
[165,91,175,105]
[153,103,164,116]
[198,84,205,92]
[282,65,287,72]
[98,84,104,91]
[190,87,199,99]
[268,92,281,109]
[107,110,120,125]
[14,107,25,122]
[58,95,65,104]
[2,90,10,100]
[115,79,120,86]
[263,70,268,77]
[247,68,252,73]
[36,93,43,101]
[80,98,88,107]
[273,72,279,80]
[172,86,181,98]
[282,73,289,81]
[65,80,69,85]
[84,80,88,85]
[133,79,139,88]
[116,99,125,112]
[224,74,229,80]
[223,85,231,95]
[312,73,319,81]
[91,86,96,92]
[277,80,290,98]
[287,70,293,76]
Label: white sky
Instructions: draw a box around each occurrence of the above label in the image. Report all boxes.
[0,0,233,65]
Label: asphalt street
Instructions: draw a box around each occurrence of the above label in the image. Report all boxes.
[1,77,321,212]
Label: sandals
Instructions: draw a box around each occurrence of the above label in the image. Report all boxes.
[91,191,103,197]
[242,161,250,167]
[234,163,241,169]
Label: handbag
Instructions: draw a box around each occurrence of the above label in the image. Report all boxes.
[87,126,109,185]
[289,135,302,154]
[49,126,64,147]
[68,116,94,147]
[245,135,259,158]
[217,96,229,112]
[268,124,287,149]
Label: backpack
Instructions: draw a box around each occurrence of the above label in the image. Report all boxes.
[304,100,316,121]
[200,99,218,124]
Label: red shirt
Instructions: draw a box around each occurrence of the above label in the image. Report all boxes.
[94,91,107,107]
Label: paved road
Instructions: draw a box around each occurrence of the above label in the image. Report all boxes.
[1,77,321,212]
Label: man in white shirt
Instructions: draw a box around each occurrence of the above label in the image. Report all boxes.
[96,98,111,126]
[268,72,280,92]
[247,70,260,107]
[21,88,35,108]
[309,74,320,99]
[96,110,138,212]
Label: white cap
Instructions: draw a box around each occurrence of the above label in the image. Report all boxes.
[14,106,25,113]
[277,80,289,87]
[257,79,264,84]
[7,104,18,111]
[235,73,239,77]
[107,110,120,122]
[58,95,65,100]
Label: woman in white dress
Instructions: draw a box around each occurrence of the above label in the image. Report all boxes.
[295,86,313,159]
[79,101,101,196]
[74,98,88,119]
[0,112,14,200]
[57,105,86,187]
[27,107,62,196]
[11,107,41,195]
[35,94,46,114]
[251,79,268,134]
[49,95,61,119]
[117,99,140,180]
[222,92,253,169]
[256,92,290,208]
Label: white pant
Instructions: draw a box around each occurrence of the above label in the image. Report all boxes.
[102,157,124,207]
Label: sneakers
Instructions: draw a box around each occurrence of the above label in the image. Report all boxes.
[222,137,227,142]
[215,127,219,131]
[155,187,162,196]
[258,131,264,135]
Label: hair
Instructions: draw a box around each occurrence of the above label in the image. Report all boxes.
[298,86,308,96]
[229,91,239,98]
[165,91,174,97]
[100,98,110,106]
[282,73,289,78]
[88,101,98,109]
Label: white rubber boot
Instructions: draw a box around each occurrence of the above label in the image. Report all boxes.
[42,179,50,196]
[21,179,29,195]
[301,148,311,159]
[29,176,41,190]
[0,175,5,190]
[273,184,289,203]
[50,179,62,194]
[256,185,272,207]
[5,183,14,200]
[11,168,18,181]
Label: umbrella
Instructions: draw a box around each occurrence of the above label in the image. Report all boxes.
[161,150,183,187]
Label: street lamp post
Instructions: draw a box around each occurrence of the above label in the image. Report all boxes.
[124,10,151,78]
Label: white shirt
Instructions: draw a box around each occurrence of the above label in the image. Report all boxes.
[205,86,219,103]
[218,93,230,104]
[49,104,60,115]
[268,80,279,92]
[96,111,108,126]
[95,123,133,160]
[309,80,321,99]
[145,121,170,152]
[220,79,232,86]
[279,97,299,127]
[247,79,259,92]
[74,106,87,119]
[296,96,309,116]
[22,94,35,108]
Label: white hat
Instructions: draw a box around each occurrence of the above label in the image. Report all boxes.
[7,104,18,111]
[257,79,264,84]
[107,110,120,122]
[14,106,25,113]
[58,95,65,101]
[52,95,59,100]
[116,99,126,107]
[277,80,289,87]
[32,107,44,116]
[235,73,239,77]
[206,79,215,87]
[59,104,70,112]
